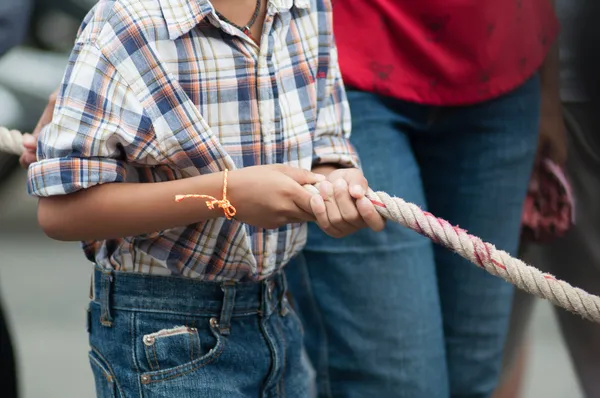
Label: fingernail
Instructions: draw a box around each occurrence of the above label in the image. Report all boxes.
[314,173,326,181]
[350,185,365,197]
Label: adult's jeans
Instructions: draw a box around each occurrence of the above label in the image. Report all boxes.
[287,75,540,398]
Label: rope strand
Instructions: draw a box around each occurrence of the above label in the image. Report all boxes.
[1,125,598,322]
[0,126,26,156]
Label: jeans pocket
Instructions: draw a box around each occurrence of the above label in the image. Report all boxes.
[89,347,120,398]
[139,318,226,385]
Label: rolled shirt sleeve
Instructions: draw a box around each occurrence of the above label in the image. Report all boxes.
[28,40,158,197]
[311,40,360,169]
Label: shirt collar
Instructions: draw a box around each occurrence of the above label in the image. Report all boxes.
[271,0,311,11]
[159,0,311,40]
[159,0,213,40]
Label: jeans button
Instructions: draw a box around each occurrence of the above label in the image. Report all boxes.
[143,335,155,346]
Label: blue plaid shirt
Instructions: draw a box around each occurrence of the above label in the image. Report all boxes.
[27,0,357,281]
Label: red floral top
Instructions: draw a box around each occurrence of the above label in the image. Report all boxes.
[333,0,559,105]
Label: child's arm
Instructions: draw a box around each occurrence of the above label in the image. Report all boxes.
[36,165,322,241]
[29,41,322,241]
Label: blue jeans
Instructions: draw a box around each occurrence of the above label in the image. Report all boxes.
[286,76,540,398]
[87,266,314,397]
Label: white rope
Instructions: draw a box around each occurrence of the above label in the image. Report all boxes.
[302,187,600,324]
[369,189,600,323]
[2,125,598,322]
[0,126,26,156]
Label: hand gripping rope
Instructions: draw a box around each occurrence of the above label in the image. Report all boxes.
[2,125,599,323]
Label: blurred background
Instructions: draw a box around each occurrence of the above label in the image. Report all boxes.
[0,1,590,397]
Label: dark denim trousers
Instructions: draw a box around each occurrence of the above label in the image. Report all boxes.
[87,266,314,397]
[287,75,540,398]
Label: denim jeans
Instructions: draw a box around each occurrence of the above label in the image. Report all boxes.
[286,76,540,398]
[87,266,314,397]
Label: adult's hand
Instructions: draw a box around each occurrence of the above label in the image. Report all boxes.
[20,89,58,168]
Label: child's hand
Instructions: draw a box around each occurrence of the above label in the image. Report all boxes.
[310,167,385,237]
[227,165,325,229]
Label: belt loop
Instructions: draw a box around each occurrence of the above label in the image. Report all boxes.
[218,281,236,336]
[89,270,94,300]
[99,268,114,328]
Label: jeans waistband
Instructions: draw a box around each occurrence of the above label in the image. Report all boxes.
[91,265,288,335]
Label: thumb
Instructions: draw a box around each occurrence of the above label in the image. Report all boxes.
[22,133,37,149]
[280,166,326,185]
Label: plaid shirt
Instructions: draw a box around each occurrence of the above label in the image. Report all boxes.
[27,0,357,282]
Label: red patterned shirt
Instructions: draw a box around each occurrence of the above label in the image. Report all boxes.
[333,0,559,105]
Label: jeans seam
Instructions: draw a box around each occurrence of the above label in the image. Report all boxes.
[90,346,126,398]
[260,315,280,395]
[141,337,226,384]
[94,303,258,318]
[276,315,287,398]
[303,263,333,398]
[130,312,143,398]
[140,325,226,384]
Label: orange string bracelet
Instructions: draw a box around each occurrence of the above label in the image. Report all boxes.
[175,169,237,220]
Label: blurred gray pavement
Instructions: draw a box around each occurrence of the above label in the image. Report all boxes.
[0,168,585,398]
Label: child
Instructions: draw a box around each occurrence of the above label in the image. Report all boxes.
[27,0,384,396]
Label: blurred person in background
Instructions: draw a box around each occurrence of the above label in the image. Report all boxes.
[495,1,600,397]
[0,0,31,53]
[0,1,33,396]
[286,1,564,397]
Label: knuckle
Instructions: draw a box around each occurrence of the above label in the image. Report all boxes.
[339,207,359,224]
[329,214,342,225]
[333,185,347,201]
[322,226,341,238]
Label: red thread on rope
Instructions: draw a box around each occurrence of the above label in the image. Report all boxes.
[371,200,386,208]
[374,198,514,273]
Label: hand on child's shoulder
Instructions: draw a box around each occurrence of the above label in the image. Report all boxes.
[309,167,385,238]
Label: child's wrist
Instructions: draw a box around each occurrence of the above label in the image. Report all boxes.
[180,172,236,220]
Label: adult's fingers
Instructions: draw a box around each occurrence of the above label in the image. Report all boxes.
[275,165,326,186]
[317,181,351,237]
[333,179,363,229]
[19,151,37,169]
[342,169,368,199]
[356,197,385,232]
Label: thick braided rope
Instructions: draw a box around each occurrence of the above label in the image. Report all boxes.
[2,126,599,323]
[0,126,26,156]
[366,189,600,323]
